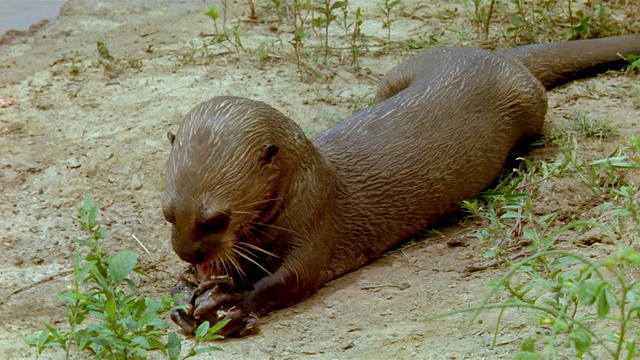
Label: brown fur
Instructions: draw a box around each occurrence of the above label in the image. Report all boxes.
[163,34,640,335]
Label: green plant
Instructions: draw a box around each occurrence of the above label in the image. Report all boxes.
[254,38,285,63]
[340,0,350,36]
[289,26,310,70]
[205,4,220,34]
[225,25,246,55]
[96,40,114,62]
[469,0,496,39]
[128,58,143,69]
[375,0,403,44]
[24,196,226,359]
[350,7,363,71]
[312,0,346,64]
[440,133,640,358]
[292,0,313,30]
[169,40,211,66]
[571,111,616,140]
[568,3,621,40]
[627,54,640,72]
[269,0,285,17]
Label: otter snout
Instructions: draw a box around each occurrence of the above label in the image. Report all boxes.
[170,210,232,265]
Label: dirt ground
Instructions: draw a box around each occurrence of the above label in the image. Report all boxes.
[1,0,639,359]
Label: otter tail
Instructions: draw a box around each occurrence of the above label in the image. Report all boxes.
[499,33,640,90]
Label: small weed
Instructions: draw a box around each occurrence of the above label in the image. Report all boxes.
[569,3,621,40]
[225,25,246,55]
[469,0,496,40]
[170,40,211,66]
[268,0,287,18]
[96,40,113,62]
[312,0,346,64]
[292,0,313,30]
[440,132,640,358]
[350,7,363,71]
[254,39,285,63]
[403,32,440,50]
[128,58,143,69]
[571,111,617,140]
[289,27,310,70]
[469,0,633,44]
[340,0,350,36]
[614,82,640,109]
[375,0,403,45]
[205,4,220,34]
[627,54,640,72]
[65,52,85,75]
[24,196,226,359]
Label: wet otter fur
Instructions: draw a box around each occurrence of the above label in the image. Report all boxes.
[162,34,640,336]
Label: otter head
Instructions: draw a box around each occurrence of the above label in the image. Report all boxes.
[162,96,310,273]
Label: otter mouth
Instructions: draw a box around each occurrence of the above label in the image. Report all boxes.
[195,261,214,281]
[190,196,285,285]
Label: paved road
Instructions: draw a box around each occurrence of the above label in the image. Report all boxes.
[0,0,67,35]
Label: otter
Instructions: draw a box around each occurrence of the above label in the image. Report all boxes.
[162,34,640,336]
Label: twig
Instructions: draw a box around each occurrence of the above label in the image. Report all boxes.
[131,234,154,260]
[0,270,73,306]
[484,0,495,40]
[465,252,527,273]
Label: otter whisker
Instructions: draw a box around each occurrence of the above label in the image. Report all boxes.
[217,255,231,278]
[233,192,273,209]
[244,223,278,242]
[226,252,246,279]
[232,246,272,275]
[248,221,299,235]
[237,197,282,209]
[235,241,279,258]
[231,210,262,217]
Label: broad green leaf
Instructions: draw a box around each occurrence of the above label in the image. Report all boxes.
[109,250,139,286]
[597,287,614,318]
[195,321,210,340]
[511,15,524,26]
[88,202,98,226]
[627,54,640,62]
[105,299,117,321]
[520,337,535,352]
[56,292,91,302]
[570,328,592,353]
[194,345,223,354]
[168,332,181,360]
[514,352,537,360]
[577,279,598,306]
[131,335,151,349]
[550,255,580,269]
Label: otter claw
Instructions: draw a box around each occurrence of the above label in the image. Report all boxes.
[170,266,256,337]
[193,289,244,319]
[197,302,259,337]
[169,279,198,334]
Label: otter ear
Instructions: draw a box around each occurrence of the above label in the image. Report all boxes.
[167,132,176,145]
[259,144,279,165]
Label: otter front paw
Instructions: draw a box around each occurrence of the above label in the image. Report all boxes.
[194,294,259,337]
[170,278,198,334]
[169,267,258,337]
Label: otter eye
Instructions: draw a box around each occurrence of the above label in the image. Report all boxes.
[259,144,279,165]
[200,211,230,234]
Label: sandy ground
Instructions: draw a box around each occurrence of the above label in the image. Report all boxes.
[1,0,639,359]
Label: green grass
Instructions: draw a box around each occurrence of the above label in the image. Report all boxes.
[449,129,640,358]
